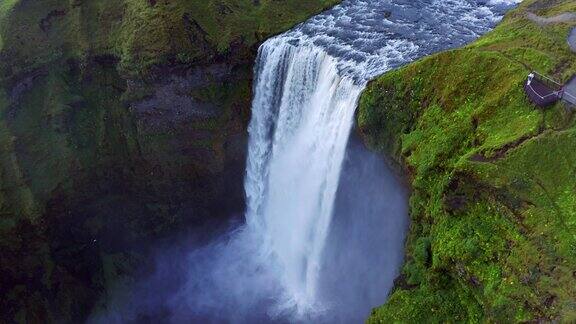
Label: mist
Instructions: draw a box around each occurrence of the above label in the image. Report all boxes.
[317,134,409,323]
[88,132,408,324]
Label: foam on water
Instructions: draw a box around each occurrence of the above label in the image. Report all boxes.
[271,0,520,83]
[246,43,363,315]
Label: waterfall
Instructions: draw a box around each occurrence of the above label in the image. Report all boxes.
[243,0,522,314]
[90,1,524,323]
[245,40,364,313]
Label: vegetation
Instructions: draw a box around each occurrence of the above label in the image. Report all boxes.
[0,0,339,80]
[0,0,339,322]
[359,0,576,321]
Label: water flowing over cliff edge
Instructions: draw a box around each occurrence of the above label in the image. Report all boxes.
[242,0,522,319]
[91,0,521,322]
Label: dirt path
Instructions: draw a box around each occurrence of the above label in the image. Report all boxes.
[565,27,576,105]
[526,12,576,25]
[527,12,576,53]
[564,76,576,105]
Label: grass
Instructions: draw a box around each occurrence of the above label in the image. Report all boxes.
[0,0,340,80]
[0,0,19,50]
[359,0,576,321]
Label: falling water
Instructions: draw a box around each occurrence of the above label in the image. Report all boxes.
[245,43,362,313]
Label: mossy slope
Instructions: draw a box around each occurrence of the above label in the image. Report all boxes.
[358,0,576,321]
[0,0,339,79]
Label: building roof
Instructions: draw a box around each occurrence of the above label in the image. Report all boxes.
[524,73,562,107]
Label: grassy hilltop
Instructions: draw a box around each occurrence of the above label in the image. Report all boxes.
[359,0,576,321]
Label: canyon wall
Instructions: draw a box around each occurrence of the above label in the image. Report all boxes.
[0,0,339,321]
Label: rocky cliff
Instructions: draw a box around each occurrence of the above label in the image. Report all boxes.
[0,0,339,322]
[359,0,576,321]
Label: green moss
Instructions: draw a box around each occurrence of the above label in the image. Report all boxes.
[0,0,18,50]
[359,0,576,321]
[0,0,340,80]
[0,90,40,222]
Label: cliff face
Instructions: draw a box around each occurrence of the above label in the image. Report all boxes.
[0,0,339,322]
[358,0,576,322]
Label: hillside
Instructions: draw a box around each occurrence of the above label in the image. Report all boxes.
[0,1,339,322]
[0,0,342,78]
[358,0,576,321]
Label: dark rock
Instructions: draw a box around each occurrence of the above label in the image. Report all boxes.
[39,9,67,32]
